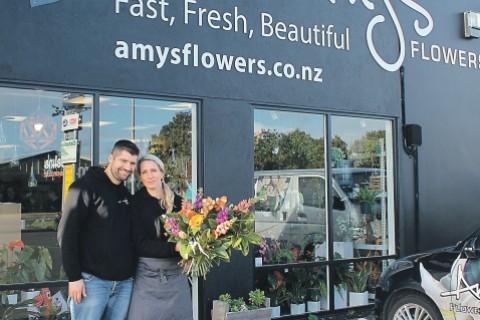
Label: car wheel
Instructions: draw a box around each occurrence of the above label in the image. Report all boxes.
[384,291,443,320]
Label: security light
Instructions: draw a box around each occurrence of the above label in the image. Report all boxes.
[464,11,480,38]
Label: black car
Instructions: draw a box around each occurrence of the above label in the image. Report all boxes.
[375,228,480,319]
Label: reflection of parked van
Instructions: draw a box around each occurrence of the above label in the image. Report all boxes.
[254,169,358,248]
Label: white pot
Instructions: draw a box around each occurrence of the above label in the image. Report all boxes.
[271,305,281,318]
[334,286,347,308]
[307,300,321,312]
[320,296,328,310]
[21,290,40,302]
[7,293,18,305]
[349,291,369,306]
[290,302,305,315]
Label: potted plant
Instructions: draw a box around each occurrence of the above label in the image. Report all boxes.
[305,268,327,312]
[356,187,380,214]
[1,240,53,306]
[266,271,287,317]
[212,290,272,320]
[287,268,307,315]
[272,242,295,264]
[348,262,372,306]
[332,254,350,309]
[0,241,52,284]
[256,237,281,265]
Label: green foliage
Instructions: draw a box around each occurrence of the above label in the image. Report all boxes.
[248,289,266,309]
[350,130,385,168]
[333,253,350,289]
[219,293,247,312]
[356,187,380,204]
[272,246,295,264]
[254,129,325,170]
[306,269,327,301]
[30,218,58,230]
[348,262,373,293]
[149,112,192,192]
[286,268,308,304]
[219,289,267,312]
[0,244,52,284]
[307,315,319,320]
[267,271,288,307]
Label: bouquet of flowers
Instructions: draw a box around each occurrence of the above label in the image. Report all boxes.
[161,190,261,278]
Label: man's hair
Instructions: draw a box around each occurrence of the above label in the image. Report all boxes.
[111,140,140,156]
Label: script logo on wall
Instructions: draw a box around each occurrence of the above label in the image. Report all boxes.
[329,0,434,72]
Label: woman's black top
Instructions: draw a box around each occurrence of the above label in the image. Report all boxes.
[131,187,183,258]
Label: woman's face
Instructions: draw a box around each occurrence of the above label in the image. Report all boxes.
[139,159,164,190]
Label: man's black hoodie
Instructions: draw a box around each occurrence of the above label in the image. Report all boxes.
[57,167,136,282]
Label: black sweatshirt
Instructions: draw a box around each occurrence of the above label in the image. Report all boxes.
[131,187,182,258]
[57,167,136,282]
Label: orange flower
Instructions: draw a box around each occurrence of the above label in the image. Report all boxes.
[8,240,24,251]
[178,199,192,216]
[201,197,215,216]
[34,288,51,308]
[214,196,228,211]
[234,199,253,213]
[186,210,197,219]
[189,214,204,228]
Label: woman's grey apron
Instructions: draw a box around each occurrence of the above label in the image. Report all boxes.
[127,257,193,320]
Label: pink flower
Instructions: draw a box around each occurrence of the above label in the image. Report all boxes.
[234,199,253,213]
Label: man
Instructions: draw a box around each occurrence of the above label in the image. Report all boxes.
[57,140,140,320]
[46,186,62,212]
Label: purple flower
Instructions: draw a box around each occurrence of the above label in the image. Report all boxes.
[194,193,203,210]
[165,217,180,236]
[216,207,229,223]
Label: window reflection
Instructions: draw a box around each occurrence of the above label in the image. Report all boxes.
[331,116,395,258]
[254,110,326,265]
[0,88,196,298]
[99,96,195,196]
[0,88,92,290]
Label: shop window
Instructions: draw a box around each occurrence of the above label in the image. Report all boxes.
[99,96,196,195]
[1,88,196,318]
[253,109,395,313]
[0,87,92,314]
[331,116,395,260]
[253,110,326,266]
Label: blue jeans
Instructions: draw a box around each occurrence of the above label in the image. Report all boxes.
[68,272,133,320]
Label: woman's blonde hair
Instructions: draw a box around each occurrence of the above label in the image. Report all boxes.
[137,154,175,213]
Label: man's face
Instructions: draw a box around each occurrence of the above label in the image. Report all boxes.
[107,150,138,184]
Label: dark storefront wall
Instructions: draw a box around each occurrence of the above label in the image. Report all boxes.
[0,0,399,111]
[8,0,473,319]
[1,1,401,319]
[395,2,480,254]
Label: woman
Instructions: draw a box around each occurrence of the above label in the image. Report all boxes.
[127,154,193,320]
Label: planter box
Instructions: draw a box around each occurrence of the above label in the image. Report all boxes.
[349,291,368,306]
[21,290,40,302]
[290,302,305,315]
[1,293,18,305]
[307,300,321,312]
[212,299,272,320]
[334,286,347,309]
[271,305,280,318]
